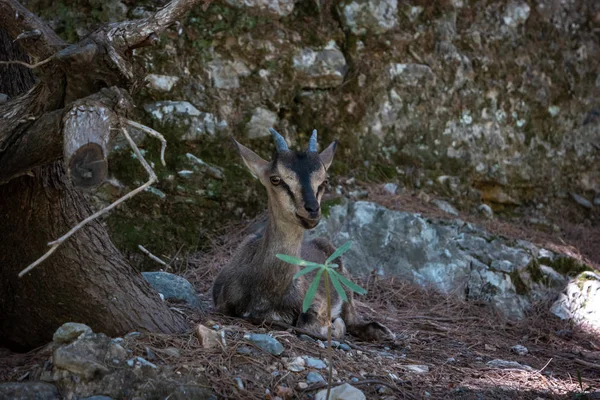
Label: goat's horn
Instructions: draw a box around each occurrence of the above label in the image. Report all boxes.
[269,128,289,152]
[308,129,318,152]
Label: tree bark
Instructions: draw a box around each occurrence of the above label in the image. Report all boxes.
[0,0,202,349]
[0,163,187,349]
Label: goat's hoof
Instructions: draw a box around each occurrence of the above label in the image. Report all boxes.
[332,317,346,339]
[352,321,395,342]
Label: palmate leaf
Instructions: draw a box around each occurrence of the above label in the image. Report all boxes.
[303,268,323,313]
[293,264,322,280]
[328,271,348,303]
[325,241,353,264]
[276,254,322,268]
[330,269,367,295]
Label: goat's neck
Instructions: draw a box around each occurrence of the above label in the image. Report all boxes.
[259,208,305,269]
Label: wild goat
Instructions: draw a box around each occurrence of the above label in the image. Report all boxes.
[212,129,393,341]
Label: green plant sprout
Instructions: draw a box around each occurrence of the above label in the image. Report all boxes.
[276,240,366,399]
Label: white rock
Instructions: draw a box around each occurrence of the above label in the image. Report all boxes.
[432,199,459,216]
[247,108,278,139]
[551,271,600,329]
[486,359,534,372]
[293,42,347,89]
[315,383,366,400]
[284,356,306,372]
[478,204,494,218]
[340,0,398,35]
[225,0,295,16]
[511,344,529,356]
[503,2,530,28]
[383,183,398,195]
[403,364,429,374]
[145,74,180,92]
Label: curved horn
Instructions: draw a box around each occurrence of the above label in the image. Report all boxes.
[308,129,318,152]
[269,128,289,152]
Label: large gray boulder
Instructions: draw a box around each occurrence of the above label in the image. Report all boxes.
[551,271,600,330]
[309,201,576,319]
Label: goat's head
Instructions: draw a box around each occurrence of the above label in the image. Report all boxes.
[233,128,337,229]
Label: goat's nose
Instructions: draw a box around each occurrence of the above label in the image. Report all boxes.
[304,203,320,215]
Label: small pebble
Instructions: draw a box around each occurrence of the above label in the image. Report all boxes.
[304,356,327,369]
[234,377,244,390]
[298,334,316,343]
[339,343,351,351]
[511,344,529,356]
[307,371,325,384]
[297,382,308,390]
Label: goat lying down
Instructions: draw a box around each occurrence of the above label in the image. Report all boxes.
[212,129,393,341]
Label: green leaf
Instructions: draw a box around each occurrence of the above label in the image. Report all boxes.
[276,254,322,268]
[303,268,323,313]
[326,241,353,264]
[328,271,348,302]
[293,264,322,280]
[335,272,367,295]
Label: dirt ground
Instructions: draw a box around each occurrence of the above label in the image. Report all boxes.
[1,189,599,399]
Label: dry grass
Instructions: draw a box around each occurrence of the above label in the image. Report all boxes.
[1,191,599,398]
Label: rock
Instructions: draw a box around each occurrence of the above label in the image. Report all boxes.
[315,383,366,400]
[511,344,529,356]
[570,192,593,209]
[0,93,8,103]
[144,101,220,140]
[0,382,59,400]
[284,356,306,372]
[293,41,347,89]
[246,108,279,139]
[389,63,436,87]
[303,356,327,369]
[146,74,180,92]
[478,204,493,219]
[551,271,600,330]
[339,0,398,35]
[296,382,308,390]
[594,196,600,207]
[486,359,534,372]
[503,2,530,28]
[53,322,93,344]
[53,333,119,380]
[164,347,181,358]
[225,0,295,16]
[339,343,351,351]
[142,272,201,309]
[309,201,575,319]
[207,58,250,89]
[383,183,398,195]
[432,199,459,216]
[195,324,223,349]
[186,153,224,180]
[403,364,429,374]
[306,371,325,384]
[243,333,284,355]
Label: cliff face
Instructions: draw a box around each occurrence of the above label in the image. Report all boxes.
[19,0,599,259]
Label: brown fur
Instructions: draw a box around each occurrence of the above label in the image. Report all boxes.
[212,137,393,341]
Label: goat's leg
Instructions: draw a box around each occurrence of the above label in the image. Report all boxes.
[341,296,395,341]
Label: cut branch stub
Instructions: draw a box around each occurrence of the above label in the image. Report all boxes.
[62,104,114,188]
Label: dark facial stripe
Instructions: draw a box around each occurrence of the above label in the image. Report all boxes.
[279,180,296,202]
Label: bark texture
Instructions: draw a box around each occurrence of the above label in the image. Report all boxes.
[0,0,201,349]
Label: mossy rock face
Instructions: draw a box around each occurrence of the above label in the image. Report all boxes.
[23,0,600,263]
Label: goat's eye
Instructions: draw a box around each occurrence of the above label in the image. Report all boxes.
[270,176,281,186]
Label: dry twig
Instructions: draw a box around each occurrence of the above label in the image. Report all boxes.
[18,121,163,277]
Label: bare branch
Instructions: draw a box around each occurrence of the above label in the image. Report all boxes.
[138,245,168,267]
[124,119,167,166]
[106,0,204,52]
[0,55,53,69]
[0,0,66,59]
[19,123,162,277]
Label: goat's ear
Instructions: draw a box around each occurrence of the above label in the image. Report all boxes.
[319,140,337,171]
[232,138,269,178]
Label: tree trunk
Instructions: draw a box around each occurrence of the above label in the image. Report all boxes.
[0,163,187,350]
[0,0,201,349]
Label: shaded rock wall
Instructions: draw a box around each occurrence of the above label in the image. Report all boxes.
[18,0,600,261]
